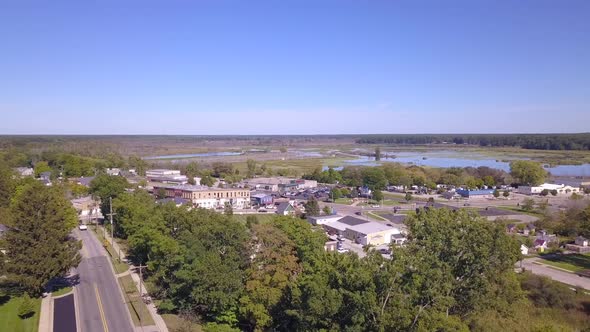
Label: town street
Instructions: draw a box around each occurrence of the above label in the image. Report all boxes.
[521,257,590,290]
[73,228,134,332]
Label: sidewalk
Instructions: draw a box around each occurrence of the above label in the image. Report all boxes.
[101,227,170,332]
[38,293,53,332]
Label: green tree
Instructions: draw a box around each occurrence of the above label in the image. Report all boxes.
[493,189,500,198]
[34,161,52,177]
[373,189,384,202]
[200,175,215,187]
[521,198,535,212]
[509,160,547,186]
[156,187,167,199]
[340,188,350,197]
[304,196,320,216]
[239,224,301,330]
[483,175,496,187]
[375,146,381,161]
[361,167,387,190]
[5,182,81,295]
[330,188,342,200]
[224,202,233,216]
[0,162,15,221]
[246,159,257,179]
[17,293,36,318]
[245,215,259,229]
[540,189,549,196]
[405,192,413,201]
[322,205,332,215]
[128,156,148,176]
[550,189,558,196]
[503,190,510,198]
[89,173,129,216]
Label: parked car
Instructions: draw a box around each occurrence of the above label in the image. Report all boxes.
[355,211,362,216]
[79,224,88,231]
[379,248,391,255]
[337,248,349,253]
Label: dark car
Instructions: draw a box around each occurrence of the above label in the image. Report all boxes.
[379,248,391,255]
[355,212,362,216]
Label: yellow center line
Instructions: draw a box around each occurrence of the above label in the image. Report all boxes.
[94,283,109,332]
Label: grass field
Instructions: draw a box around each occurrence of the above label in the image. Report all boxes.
[92,228,129,274]
[161,314,203,332]
[333,198,353,205]
[497,206,544,217]
[118,274,155,326]
[0,294,41,332]
[539,253,590,273]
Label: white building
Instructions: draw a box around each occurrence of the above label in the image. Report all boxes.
[307,214,343,225]
[518,183,580,195]
[319,216,402,246]
[106,168,121,176]
[520,244,529,256]
[147,169,188,185]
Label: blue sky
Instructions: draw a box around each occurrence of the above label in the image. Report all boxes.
[0,0,589,134]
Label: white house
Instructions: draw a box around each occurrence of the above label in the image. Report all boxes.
[15,167,34,177]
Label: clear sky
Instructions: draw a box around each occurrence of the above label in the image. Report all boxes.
[1,0,589,135]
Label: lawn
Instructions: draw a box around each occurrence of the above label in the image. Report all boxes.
[539,253,590,273]
[161,314,202,332]
[0,293,41,332]
[118,274,155,326]
[92,228,129,274]
[51,286,72,297]
[333,198,353,205]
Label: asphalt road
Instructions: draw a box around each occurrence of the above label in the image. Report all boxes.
[54,294,76,332]
[521,257,590,290]
[74,228,134,332]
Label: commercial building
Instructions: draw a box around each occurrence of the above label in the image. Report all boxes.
[251,193,274,206]
[147,169,189,185]
[517,183,581,195]
[242,177,317,192]
[455,189,495,198]
[153,184,250,209]
[319,216,403,246]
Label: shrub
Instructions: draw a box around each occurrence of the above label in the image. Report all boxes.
[17,293,36,319]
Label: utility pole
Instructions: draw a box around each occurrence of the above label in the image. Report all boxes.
[106,197,119,261]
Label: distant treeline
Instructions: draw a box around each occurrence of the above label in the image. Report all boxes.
[356,133,590,150]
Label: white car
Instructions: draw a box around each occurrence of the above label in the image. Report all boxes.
[337,248,349,253]
[79,224,88,231]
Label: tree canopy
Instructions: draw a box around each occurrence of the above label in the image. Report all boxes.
[510,160,547,186]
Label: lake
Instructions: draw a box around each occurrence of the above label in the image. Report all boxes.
[329,150,590,177]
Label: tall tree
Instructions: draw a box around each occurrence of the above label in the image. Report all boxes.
[375,146,382,161]
[5,182,81,295]
[304,196,320,216]
[33,161,52,177]
[239,224,301,331]
[509,160,547,186]
[89,173,129,216]
[246,159,257,179]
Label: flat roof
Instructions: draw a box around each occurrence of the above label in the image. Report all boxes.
[338,216,369,226]
[154,184,247,192]
[349,221,398,235]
